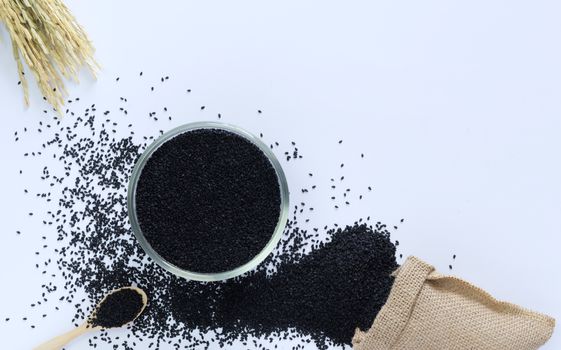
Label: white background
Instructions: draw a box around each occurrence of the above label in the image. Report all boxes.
[0,1,560,349]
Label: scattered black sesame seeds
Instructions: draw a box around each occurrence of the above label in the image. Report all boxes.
[7,76,407,350]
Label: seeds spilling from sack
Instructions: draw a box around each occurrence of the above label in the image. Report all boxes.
[216,223,398,346]
[7,73,555,350]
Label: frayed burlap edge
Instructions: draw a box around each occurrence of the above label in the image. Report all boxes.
[353,256,555,350]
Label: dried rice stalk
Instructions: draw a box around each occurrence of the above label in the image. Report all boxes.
[0,0,98,111]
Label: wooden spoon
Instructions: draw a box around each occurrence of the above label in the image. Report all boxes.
[34,286,148,350]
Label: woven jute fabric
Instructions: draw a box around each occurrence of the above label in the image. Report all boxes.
[353,256,555,350]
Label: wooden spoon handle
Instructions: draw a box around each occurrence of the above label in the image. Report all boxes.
[34,325,91,350]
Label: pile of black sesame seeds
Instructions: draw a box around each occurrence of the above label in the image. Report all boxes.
[91,288,145,329]
[5,74,403,350]
[135,128,282,274]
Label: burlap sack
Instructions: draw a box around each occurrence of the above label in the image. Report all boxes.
[353,256,555,350]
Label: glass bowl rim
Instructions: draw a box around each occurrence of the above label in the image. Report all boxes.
[127,121,290,282]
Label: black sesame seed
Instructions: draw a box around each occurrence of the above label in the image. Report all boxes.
[18,80,399,350]
[91,289,144,328]
[135,129,281,273]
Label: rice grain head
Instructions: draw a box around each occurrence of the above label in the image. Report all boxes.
[0,0,98,111]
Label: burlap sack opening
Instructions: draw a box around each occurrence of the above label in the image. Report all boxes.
[353,256,555,350]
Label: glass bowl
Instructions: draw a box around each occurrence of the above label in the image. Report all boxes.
[127,122,289,282]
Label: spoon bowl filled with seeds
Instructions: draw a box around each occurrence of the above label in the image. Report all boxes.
[128,122,290,281]
[34,286,148,350]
